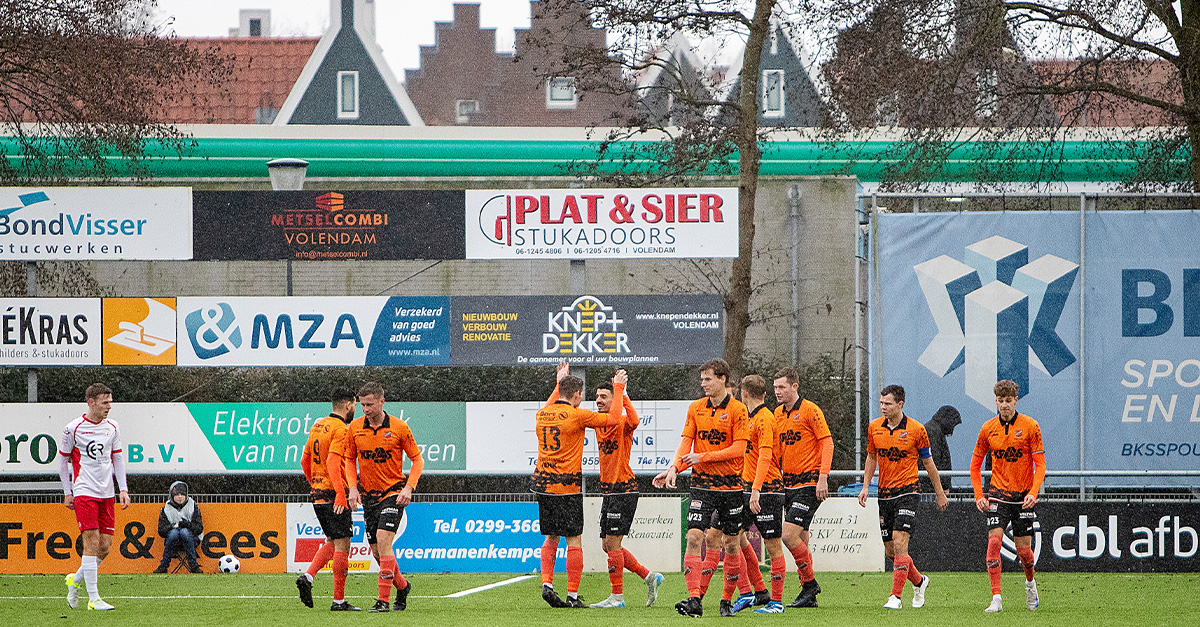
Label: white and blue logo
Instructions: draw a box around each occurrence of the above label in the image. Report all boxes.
[184,302,242,360]
[914,235,1079,409]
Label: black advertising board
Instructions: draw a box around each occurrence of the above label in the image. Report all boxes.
[906,501,1200,572]
[450,294,723,366]
[192,190,465,260]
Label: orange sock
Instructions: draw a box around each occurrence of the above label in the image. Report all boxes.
[607,550,624,594]
[986,534,1002,595]
[684,554,702,598]
[892,555,912,597]
[332,551,349,601]
[907,556,923,585]
[769,556,786,602]
[1017,546,1036,582]
[622,548,650,578]
[741,543,765,592]
[378,555,397,602]
[566,546,583,594]
[698,549,721,595]
[790,543,815,583]
[721,550,745,601]
[306,541,334,578]
[540,537,558,585]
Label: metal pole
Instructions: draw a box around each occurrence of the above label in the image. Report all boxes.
[570,260,586,389]
[788,184,801,365]
[26,261,37,402]
[1078,193,1087,500]
[286,260,293,296]
[267,158,308,296]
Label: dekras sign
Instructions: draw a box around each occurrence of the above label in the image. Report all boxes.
[465,188,738,259]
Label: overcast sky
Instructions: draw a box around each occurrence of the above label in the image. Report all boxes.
[152,0,535,75]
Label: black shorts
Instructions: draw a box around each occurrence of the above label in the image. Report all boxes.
[985,500,1037,537]
[686,489,744,536]
[313,502,354,540]
[599,492,639,538]
[743,492,784,539]
[783,486,821,528]
[363,495,405,545]
[878,493,919,543]
[538,492,584,538]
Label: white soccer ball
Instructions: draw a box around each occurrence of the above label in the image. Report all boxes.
[218,554,240,573]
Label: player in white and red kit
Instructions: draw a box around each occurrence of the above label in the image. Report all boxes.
[58,383,130,611]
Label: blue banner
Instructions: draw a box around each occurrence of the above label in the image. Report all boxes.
[874,210,1200,483]
[390,502,561,573]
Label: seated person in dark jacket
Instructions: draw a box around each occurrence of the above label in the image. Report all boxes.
[154,481,204,573]
[921,405,961,493]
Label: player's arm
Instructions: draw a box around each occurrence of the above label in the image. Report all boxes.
[327,451,349,513]
[545,360,570,406]
[816,435,834,500]
[749,441,773,513]
[342,429,360,511]
[654,435,694,489]
[971,428,990,512]
[623,394,640,430]
[111,430,130,509]
[858,451,877,508]
[397,433,424,507]
[920,455,949,511]
[58,427,74,509]
[1025,450,1046,509]
[697,439,750,464]
[300,442,313,484]
[581,371,628,430]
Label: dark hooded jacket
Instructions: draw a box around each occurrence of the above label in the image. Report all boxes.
[922,406,961,491]
[158,481,203,538]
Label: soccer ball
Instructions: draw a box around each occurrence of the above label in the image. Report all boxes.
[218,554,240,573]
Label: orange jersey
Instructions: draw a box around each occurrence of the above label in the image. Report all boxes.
[866,416,931,499]
[344,414,422,505]
[533,400,619,495]
[774,398,832,488]
[681,394,750,491]
[303,414,349,503]
[742,404,783,493]
[973,413,1045,502]
[595,396,639,494]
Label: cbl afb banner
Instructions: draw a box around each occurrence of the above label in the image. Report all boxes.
[873,211,1200,482]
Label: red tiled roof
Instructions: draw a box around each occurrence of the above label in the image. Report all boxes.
[1032,59,1180,127]
[162,37,319,124]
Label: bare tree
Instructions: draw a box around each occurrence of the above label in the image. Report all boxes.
[523,0,782,377]
[0,0,231,184]
[820,0,1192,188]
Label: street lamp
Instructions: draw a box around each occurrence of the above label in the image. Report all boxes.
[266,158,309,191]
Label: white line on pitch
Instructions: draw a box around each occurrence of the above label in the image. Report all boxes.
[443,575,535,598]
[0,595,441,600]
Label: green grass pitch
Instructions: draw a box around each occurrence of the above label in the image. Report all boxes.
[2,570,1196,627]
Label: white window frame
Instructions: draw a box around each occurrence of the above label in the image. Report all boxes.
[455,99,480,125]
[337,71,360,120]
[762,69,785,118]
[546,77,578,110]
[976,69,999,120]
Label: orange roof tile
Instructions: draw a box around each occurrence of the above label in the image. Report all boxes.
[164,37,319,124]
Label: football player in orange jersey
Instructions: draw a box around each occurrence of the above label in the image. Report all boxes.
[772,367,833,609]
[589,380,665,609]
[297,388,359,611]
[971,380,1045,613]
[858,385,948,610]
[534,364,628,609]
[343,381,424,613]
[734,374,786,614]
[653,359,750,618]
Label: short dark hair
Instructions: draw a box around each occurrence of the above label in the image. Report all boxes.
[358,381,385,399]
[331,387,356,405]
[994,380,1020,398]
[85,383,112,400]
[740,375,767,399]
[559,376,584,399]
[880,384,905,403]
[701,359,730,382]
[773,368,799,385]
[596,381,614,394]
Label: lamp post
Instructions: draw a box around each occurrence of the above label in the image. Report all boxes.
[267,159,308,295]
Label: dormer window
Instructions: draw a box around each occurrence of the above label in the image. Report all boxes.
[546,77,577,109]
[456,99,480,124]
[338,71,359,119]
[762,70,784,117]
